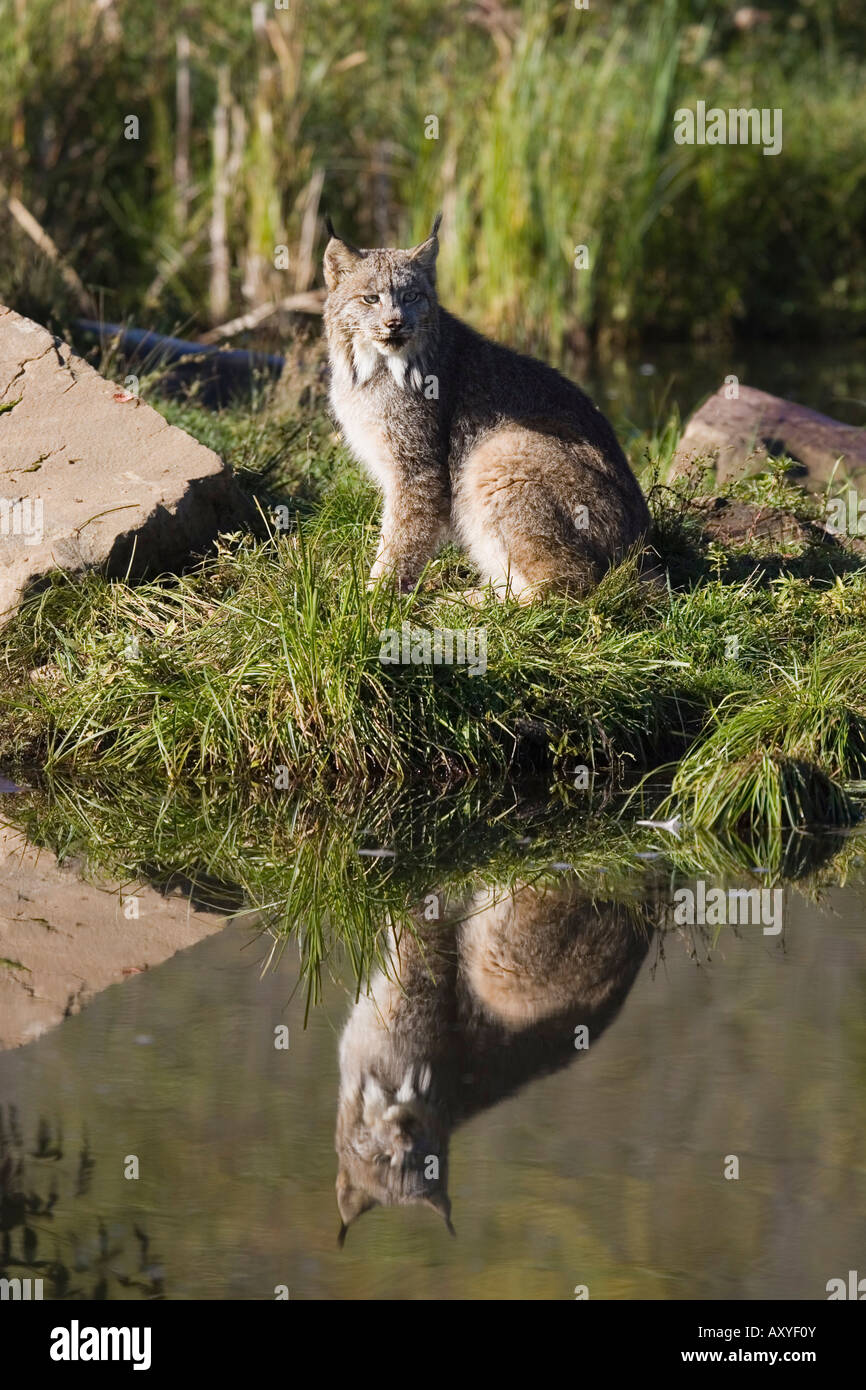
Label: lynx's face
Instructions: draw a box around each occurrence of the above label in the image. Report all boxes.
[335,1070,453,1245]
[323,223,440,385]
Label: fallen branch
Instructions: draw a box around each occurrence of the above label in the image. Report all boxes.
[74,319,285,375]
[5,194,97,317]
[199,289,324,345]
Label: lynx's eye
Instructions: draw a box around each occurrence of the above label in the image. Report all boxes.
[361,293,379,304]
[403,291,420,303]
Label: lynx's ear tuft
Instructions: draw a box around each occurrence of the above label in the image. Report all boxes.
[323,219,365,290]
[423,1189,455,1236]
[336,1167,378,1247]
[409,213,442,276]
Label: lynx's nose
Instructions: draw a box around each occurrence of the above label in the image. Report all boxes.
[382,315,403,331]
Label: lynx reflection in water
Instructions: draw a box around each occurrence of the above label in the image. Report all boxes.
[335,878,654,1244]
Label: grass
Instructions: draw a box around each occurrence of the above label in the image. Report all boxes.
[1,378,865,840]
[657,642,866,831]
[0,513,676,786]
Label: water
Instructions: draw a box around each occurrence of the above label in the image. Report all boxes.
[2,813,865,1302]
[577,338,866,444]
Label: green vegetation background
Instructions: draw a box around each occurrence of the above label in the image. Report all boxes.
[1,0,864,351]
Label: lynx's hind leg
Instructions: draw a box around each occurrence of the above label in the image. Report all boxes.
[453,427,603,602]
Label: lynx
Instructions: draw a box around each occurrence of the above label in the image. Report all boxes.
[335,879,652,1244]
[323,216,650,601]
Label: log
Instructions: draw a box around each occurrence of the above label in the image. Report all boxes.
[199,289,324,345]
[74,319,286,406]
[673,385,866,490]
[74,319,285,372]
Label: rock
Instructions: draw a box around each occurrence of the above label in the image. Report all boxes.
[673,385,866,491]
[0,819,226,1050]
[695,496,827,549]
[0,306,253,617]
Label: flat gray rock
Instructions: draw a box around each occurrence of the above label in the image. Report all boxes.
[0,305,252,616]
[673,384,866,490]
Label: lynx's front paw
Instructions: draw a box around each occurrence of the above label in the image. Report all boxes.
[366,558,388,590]
[367,562,418,594]
[367,550,397,589]
[461,586,492,608]
[462,578,539,606]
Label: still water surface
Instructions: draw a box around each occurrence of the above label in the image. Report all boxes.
[1,833,864,1301]
[579,337,866,443]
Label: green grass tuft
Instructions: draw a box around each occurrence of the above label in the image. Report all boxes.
[2,430,866,837]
